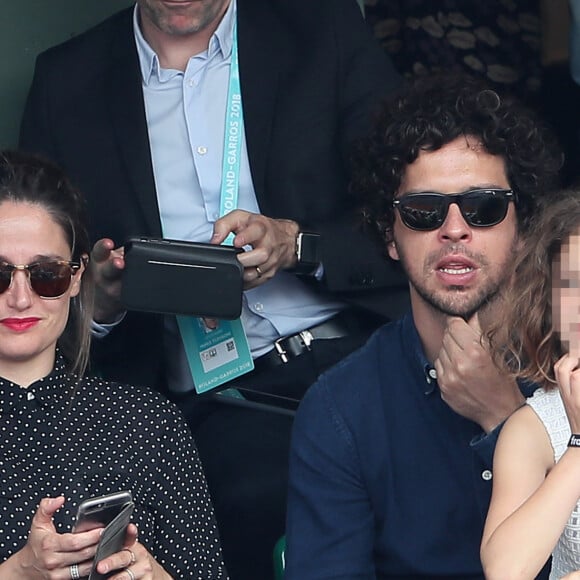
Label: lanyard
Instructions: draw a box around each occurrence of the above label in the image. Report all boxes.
[178,16,254,396]
[219,20,244,246]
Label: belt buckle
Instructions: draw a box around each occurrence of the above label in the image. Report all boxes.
[299,329,314,349]
[274,329,314,363]
[274,339,290,364]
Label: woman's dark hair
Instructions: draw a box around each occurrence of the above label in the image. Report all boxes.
[489,189,580,388]
[0,150,93,376]
[353,73,563,244]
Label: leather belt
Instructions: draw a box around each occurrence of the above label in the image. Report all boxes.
[257,314,350,367]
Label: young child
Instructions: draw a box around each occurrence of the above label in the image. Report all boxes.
[481,190,580,580]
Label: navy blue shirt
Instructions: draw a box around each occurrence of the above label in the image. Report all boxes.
[286,313,538,579]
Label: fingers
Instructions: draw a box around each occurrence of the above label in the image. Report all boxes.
[212,211,299,288]
[555,354,580,396]
[91,238,125,282]
[97,538,153,579]
[445,316,480,349]
[34,496,66,526]
[213,210,271,251]
[91,238,116,263]
[27,499,102,576]
[212,211,269,287]
[212,210,248,246]
[90,238,126,322]
[123,524,139,548]
[436,318,473,376]
[243,263,273,289]
[552,355,580,434]
[466,311,482,334]
[69,561,95,579]
[435,313,523,431]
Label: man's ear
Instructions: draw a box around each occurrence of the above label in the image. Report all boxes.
[387,238,400,261]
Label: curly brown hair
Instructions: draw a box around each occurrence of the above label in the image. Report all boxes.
[353,73,563,245]
[489,190,580,389]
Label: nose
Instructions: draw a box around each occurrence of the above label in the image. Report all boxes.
[6,270,34,310]
[438,203,472,243]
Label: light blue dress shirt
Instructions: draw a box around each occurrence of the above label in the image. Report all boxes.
[132,2,343,391]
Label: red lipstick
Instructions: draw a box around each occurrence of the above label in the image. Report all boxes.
[1,318,41,331]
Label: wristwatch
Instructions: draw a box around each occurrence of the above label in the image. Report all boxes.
[294,231,321,275]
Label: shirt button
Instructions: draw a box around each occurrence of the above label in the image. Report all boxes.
[197,146,208,155]
[428,368,437,380]
[481,469,493,481]
[254,303,264,312]
[27,392,35,401]
[188,78,195,87]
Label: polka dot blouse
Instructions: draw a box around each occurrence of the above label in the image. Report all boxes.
[0,354,228,579]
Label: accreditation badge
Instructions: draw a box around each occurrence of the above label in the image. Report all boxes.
[177,315,254,394]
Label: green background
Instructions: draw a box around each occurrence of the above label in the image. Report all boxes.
[0,0,133,148]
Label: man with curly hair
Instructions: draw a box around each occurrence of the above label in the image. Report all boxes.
[285,74,562,579]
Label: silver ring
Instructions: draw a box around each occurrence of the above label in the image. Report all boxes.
[125,568,136,580]
[122,548,137,566]
[70,563,80,580]
[255,266,263,278]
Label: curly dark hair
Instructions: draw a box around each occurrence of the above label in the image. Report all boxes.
[489,190,580,389]
[353,73,563,244]
[0,150,94,376]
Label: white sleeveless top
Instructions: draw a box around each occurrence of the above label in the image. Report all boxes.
[527,387,580,579]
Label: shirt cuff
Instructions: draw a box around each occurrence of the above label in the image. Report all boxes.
[91,311,127,338]
[471,380,537,467]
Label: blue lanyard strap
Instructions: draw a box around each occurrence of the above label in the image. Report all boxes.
[219,20,244,246]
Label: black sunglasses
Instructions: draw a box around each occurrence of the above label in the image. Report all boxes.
[393,188,516,231]
[0,260,81,299]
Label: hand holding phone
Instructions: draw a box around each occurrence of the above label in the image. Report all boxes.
[74,491,134,580]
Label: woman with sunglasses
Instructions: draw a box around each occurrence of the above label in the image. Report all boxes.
[0,151,227,579]
[481,191,580,579]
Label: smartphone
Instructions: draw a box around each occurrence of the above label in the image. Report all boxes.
[73,491,134,580]
[73,490,133,533]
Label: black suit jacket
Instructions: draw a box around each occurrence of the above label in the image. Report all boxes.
[20,0,409,388]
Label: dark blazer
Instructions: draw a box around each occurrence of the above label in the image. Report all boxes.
[20,0,409,388]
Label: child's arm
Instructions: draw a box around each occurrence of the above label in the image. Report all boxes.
[481,402,580,579]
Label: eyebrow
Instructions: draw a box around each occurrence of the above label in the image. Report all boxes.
[0,253,69,263]
[400,184,509,195]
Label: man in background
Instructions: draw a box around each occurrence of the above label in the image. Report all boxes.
[20,0,406,577]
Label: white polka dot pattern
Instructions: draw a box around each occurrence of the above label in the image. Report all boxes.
[0,354,229,579]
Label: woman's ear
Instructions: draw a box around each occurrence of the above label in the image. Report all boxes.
[69,254,88,298]
[387,239,400,261]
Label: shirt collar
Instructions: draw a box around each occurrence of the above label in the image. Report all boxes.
[400,312,439,395]
[0,352,78,415]
[400,313,540,400]
[133,0,236,86]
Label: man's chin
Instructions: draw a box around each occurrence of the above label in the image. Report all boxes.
[423,290,494,320]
